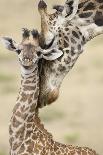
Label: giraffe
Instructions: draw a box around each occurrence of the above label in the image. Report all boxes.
[37,0,103,108]
[1,28,63,155]
[1,30,98,155]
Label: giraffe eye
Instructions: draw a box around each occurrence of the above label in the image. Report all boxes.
[16,49,21,54]
[37,51,41,57]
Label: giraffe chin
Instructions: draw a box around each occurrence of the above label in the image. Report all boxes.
[38,88,59,108]
[47,88,59,105]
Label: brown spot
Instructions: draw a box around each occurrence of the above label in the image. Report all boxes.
[24,80,31,84]
[59,33,62,37]
[28,93,33,104]
[82,150,87,155]
[51,152,55,155]
[72,31,79,39]
[83,2,95,11]
[34,89,39,99]
[64,36,69,42]
[15,111,21,117]
[27,115,34,122]
[64,57,71,64]
[82,36,85,43]
[70,150,75,155]
[27,75,35,79]
[16,126,25,140]
[13,103,20,113]
[94,11,103,26]
[32,134,37,140]
[65,50,70,54]
[99,5,103,9]
[30,104,36,113]
[79,12,93,18]
[71,38,77,44]
[78,44,81,51]
[24,86,36,91]
[25,130,32,140]
[65,28,69,31]
[53,21,56,26]
[9,137,14,146]
[13,142,22,151]
[78,1,89,9]
[20,93,27,102]
[27,123,32,128]
[12,116,21,128]
[96,0,103,2]
[25,139,31,145]
[20,105,26,113]
[9,126,13,135]
[58,64,66,72]
[18,144,25,154]
[34,143,43,153]
[71,48,75,56]
[64,40,68,48]
[26,141,34,153]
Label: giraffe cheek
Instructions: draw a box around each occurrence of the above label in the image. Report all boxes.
[47,88,59,105]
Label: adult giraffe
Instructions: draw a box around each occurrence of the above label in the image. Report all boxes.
[37,0,103,108]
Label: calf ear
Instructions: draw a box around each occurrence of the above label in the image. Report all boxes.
[1,37,18,52]
[42,49,63,61]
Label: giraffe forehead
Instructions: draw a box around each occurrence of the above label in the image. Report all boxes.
[22,44,36,54]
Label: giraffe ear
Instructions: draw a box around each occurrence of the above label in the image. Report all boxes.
[53,5,64,12]
[42,49,63,61]
[63,0,79,20]
[1,37,19,52]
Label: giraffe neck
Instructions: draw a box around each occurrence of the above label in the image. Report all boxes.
[9,65,43,154]
[16,65,39,120]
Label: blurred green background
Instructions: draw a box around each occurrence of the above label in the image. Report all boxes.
[0,0,103,155]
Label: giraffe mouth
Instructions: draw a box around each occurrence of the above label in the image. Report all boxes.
[22,58,33,66]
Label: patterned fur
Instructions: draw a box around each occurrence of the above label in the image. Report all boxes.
[38,0,103,108]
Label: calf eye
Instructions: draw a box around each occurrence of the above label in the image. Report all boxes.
[37,51,41,57]
[16,49,21,54]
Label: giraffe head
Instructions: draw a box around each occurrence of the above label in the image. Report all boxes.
[1,28,63,69]
[38,0,79,30]
[38,0,64,32]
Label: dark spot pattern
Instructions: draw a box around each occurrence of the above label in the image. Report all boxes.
[12,116,21,128]
[65,28,69,31]
[71,38,77,44]
[78,1,89,9]
[96,0,103,3]
[94,11,103,26]
[65,0,74,17]
[82,36,86,43]
[71,47,75,56]
[79,12,93,18]
[66,50,69,54]
[78,44,81,51]
[72,31,79,39]
[64,40,68,48]
[99,5,103,9]
[83,2,95,11]
[64,57,71,64]
[58,64,66,72]
[64,36,69,42]
[59,33,62,37]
